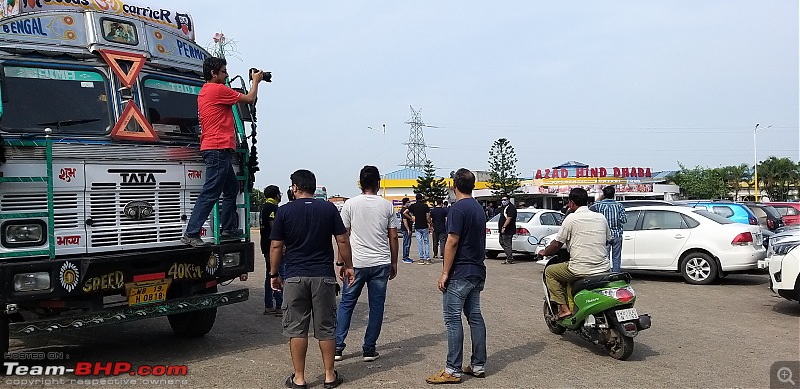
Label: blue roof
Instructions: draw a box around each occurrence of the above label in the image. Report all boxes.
[553,161,589,168]
[385,168,426,180]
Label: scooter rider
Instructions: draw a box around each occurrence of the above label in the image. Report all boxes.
[537,188,610,319]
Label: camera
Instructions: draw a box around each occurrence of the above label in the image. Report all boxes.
[249,68,272,83]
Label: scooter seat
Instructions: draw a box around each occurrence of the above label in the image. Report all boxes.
[572,272,632,295]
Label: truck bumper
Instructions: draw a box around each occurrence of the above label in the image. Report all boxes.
[8,288,248,337]
[0,242,254,304]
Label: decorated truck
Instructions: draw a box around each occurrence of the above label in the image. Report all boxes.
[0,2,258,355]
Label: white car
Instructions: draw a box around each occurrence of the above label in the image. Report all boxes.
[762,231,800,302]
[485,209,565,258]
[537,206,766,285]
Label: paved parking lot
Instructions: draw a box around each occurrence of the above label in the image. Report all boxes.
[7,231,800,388]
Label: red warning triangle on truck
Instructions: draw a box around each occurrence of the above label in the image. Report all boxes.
[98,49,147,88]
[110,101,160,142]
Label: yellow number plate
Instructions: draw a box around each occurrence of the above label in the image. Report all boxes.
[127,279,171,306]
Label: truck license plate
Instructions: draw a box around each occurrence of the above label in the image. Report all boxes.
[128,279,171,306]
[615,308,638,322]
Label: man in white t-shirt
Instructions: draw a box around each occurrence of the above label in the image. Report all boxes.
[335,165,399,362]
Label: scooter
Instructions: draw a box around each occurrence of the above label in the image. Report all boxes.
[532,238,651,360]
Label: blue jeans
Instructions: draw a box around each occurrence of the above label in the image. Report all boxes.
[402,230,412,261]
[416,228,430,260]
[265,261,286,308]
[443,276,486,376]
[185,150,239,237]
[336,264,391,353]
[607,236,623,272]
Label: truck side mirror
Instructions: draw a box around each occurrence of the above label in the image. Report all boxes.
[233,88,256,122]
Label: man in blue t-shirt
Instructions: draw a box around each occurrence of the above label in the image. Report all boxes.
[269,169,354,389]
[426,168,487,385]
[430,199,448,259]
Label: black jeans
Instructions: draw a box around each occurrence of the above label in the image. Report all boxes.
[432,231,447,257]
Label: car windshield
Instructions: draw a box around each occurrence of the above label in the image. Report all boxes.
[693,210,734,224]
[142,76,203,138]
[0,65,112,135]
[488,212,534,223]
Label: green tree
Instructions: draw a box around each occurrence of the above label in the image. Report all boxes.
[672,163,727,199]
[413,160,448,202]
[487,138,521,198]
[250,188,265,210]
[759,156,797,201]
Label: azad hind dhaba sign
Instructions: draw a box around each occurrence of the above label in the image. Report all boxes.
[535,166,653,180]
[10,0,195,41]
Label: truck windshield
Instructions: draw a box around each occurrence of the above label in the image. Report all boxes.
[0,65,111,135]
[142,77,202,139]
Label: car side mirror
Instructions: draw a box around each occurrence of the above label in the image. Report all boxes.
[527,236,539,245]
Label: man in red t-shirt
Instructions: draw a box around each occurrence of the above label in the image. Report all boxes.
[182,57,263,247]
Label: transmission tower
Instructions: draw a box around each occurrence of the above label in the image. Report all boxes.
[403,105,436,170]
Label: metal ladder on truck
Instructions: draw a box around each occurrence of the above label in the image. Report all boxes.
[0,131,55,259]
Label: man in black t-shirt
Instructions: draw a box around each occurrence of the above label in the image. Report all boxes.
[426,168,487,384]
[430,199,448,259]
[404,193,432,264]
[399,197,413,263]
[269,169,354,389]
[260,185,282,316]
[497,196,517,264]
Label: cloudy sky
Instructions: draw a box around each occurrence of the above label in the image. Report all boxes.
[166,0,798,197]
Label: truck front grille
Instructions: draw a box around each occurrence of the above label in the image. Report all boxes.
[89,182,183,247]
[0,192,80,229]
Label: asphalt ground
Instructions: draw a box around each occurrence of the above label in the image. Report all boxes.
[5,230,800,388]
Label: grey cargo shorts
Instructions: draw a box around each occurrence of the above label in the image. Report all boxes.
[281,276,338,340]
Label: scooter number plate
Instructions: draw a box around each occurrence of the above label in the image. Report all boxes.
[615,308,638,322]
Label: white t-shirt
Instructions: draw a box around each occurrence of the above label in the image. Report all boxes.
[341,194,399,268]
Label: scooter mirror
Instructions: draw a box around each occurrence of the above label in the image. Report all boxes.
[527,236,539,245]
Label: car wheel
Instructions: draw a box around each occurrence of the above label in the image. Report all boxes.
[681,252,718,285]
[485,251,499,259]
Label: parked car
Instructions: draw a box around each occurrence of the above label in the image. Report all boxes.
[761,231,800,302]
[537,206,765,285]
[767,202,800,226]
[739,202,784,231]
[618,200,674,209]
[485,209,565,258]
[674,200,758,226]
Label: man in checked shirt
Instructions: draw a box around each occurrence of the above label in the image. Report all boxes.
[589,186,627,272]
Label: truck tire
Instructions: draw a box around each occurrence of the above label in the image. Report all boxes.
[1,314,8,360]
[167,286,218,338]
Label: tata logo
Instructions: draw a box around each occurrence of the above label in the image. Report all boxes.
[120,172,156,184]
[123,201,154,220]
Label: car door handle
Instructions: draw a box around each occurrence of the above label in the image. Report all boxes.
[674,234,685,239]
[623,236,633,240]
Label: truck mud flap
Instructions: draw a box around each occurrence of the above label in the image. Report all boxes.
[8,288,248,338]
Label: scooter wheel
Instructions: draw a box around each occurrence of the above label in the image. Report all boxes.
[605,328,635,360]
[542,301,566,335]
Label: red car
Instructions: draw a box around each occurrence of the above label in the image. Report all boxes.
[767,202,800,225]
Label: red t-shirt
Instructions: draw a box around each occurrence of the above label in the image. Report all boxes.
[197,83,242,151]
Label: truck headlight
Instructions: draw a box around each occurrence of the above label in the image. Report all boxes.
[13,272,51,292]
[3,221,46,247]
[222,252,241,268]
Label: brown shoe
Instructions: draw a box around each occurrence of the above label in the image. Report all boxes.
[425,370,461,384]
[462,366,485,378]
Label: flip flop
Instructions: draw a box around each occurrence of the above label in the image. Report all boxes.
[556,312,572,320]
[284,374,307,389]
[323,370,343,389]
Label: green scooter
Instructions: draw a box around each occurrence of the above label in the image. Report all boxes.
[534,243,651,360]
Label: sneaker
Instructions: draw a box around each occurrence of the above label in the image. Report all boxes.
[220,229,243,240]
[273,308,283,317]
[462,366,485,378]
[418,261,427,265]
[263,307,275,315]
[334,350,343,361]
[362,351,379,362]
[425,370,461,384]
[181,235,210,247]
[402,259,414,264]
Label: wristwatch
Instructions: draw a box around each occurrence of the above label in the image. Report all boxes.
[336,262,345,266]
[268,272,281,278]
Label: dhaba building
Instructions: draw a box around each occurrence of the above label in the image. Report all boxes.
[380,161,679,210]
